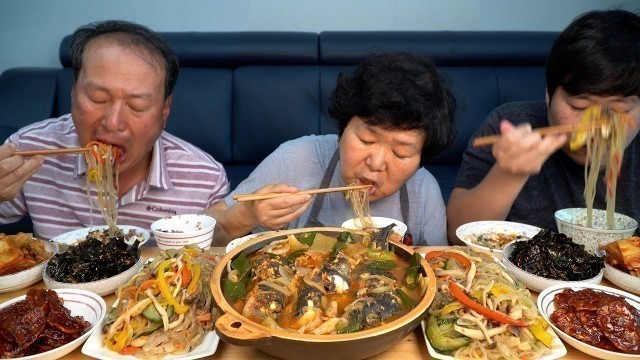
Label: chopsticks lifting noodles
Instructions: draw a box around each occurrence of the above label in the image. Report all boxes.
[14,147,90,156]
[471,120,608,148]
[233,184,373,202]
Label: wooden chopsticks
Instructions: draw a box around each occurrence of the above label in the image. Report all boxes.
[14,148,89,156]
[471,121,607,147]
[233,184,372,202]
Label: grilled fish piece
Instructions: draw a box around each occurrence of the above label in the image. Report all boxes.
[370,224,396,251]
[341,292,401,332]
[322,255,351,294]
[242,283,288,321]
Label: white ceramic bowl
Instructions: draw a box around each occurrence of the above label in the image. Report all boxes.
[0,240,58,293]
[538,283,640,360]
[0,288,106,360]
[554,208,638,254]
[151,214,216,250]
[455,220,541,260]
[42,256,144,296]
[341,216,408,236]
[225,231,271,254]
[502,241,603,293]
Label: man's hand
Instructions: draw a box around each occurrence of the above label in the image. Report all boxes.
[0,143,43,202]
[492,120,567,176]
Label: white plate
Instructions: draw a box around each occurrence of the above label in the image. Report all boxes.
[421,318,566,360]
[49,225,150,247]
[0,288,106,360]
[225,231,271,253]
[455,220,542,259]
[0,240,58,293]
[81,308,219,360]
[538,283,640,360]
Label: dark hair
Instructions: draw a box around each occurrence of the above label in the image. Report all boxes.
[328,53,456,166]
[69,20,179,99]
[546,10,640,99]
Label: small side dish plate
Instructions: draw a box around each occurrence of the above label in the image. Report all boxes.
[537,283,640,360]
[0,288,106,360]
[225,231,271,253]
[49,225,150,247]
[81,317,220,360]
[455,220,542,259]
[0,240,58,293]
[421,319,567,360]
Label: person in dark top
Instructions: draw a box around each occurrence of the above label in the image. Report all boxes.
[447,9,640,244]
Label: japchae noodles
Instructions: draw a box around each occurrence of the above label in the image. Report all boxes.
[425,248,554,359]
[103,246,222,359]
[85,141,120,237]
[344,183,374,229]
[570,105,635,229]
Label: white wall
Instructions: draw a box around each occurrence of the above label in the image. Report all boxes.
[0,0,638,75]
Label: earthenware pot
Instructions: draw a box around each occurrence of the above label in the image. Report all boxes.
[210,227,436,360]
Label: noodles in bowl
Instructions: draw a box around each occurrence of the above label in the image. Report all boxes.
[569,105,635,230]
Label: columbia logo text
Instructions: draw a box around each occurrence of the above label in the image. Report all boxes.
[146,205,177,215]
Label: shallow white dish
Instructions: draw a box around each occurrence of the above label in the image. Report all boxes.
[502,241,603,293]
[341,216,408,237]
[421,318,567,360]
[455,220,542,260]
[81,316,220,360]
[48,225,150,247]
[43,256,144,296]
[537,283,640,360]
[0,240,59,293]
[226,231,271,253]
[603,262,640,296]
[0,288,106,360]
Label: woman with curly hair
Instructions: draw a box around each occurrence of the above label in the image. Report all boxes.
[209,53,457,246]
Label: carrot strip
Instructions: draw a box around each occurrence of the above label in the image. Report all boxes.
[449,281,529,327]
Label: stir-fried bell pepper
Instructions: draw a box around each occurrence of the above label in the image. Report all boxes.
[425,251,471,269]
[440,301,464,317]
[529,317,552,348]
[425,313,470,353]
[105,322,133,352]
[157,260,189,315]
[449,281,529,327]
[186,264,201,296]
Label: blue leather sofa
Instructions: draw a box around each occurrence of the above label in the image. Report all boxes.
[0,31,557,233]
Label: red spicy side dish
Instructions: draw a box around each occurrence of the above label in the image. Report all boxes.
[0,289,91,358]
[550,288,640,354]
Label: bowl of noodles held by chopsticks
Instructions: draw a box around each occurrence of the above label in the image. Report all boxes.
[558,105,639,254]
[210,226,436,360]
[555,208,637,254]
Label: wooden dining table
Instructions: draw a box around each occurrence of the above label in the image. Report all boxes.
[0,235,605,360]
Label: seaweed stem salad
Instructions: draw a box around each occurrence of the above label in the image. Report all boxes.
[223,225,428,334]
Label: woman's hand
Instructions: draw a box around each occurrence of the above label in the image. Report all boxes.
[244,184,313,230]
[0,143,43,202]
[492,120,566,176]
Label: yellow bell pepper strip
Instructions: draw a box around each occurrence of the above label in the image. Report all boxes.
[440,301,464,317]
[187,264,201,296]
[425,251,471,269]
[448,281,529,327]
[529,317,552,348]
[105,322,133,352]
[157,259,190,314]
